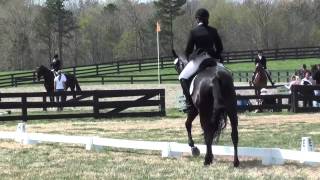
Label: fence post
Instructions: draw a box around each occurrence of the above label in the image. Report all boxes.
[130,76,133,84]
[277,72,280,82]
[291,86,297,113]
[11,74,14,87]
[160,75,162,84]
[93,93,99,119]
[226,52,230,63]
[101,77,104,85]
[286,71,289,82]
[139,60,141,72]
[246,72,248,82]
[251,50,254,62]
[43,96,47,111]
[276,97,282,112]
[32,72,36,83]
[96,64,99,75]
[117,62,120,74]
[21,96,27,122]
[161,57,164,69]
[73,67,76,76]
[159,89,166,116]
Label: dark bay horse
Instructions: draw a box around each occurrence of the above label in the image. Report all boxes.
[173,50,239,167]
[250,63,267,95]
[36,65,81,101]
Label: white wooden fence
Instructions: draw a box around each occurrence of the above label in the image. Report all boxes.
[0,123,319,166]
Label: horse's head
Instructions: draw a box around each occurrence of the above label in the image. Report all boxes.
[36,66,42,81]
[36,65,49,81]
[172,49,188,74]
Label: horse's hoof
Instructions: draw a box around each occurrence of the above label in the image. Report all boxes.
[204,154,213,166]
[204,159,213,166]
[191,147,200,157]
[233,160,240,167]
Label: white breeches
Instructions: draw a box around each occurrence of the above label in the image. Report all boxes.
[179,52,212,80]
[179,59,223,80]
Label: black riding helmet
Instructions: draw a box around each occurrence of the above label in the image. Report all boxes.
[195,8,209,19]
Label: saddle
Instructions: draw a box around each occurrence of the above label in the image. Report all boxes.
[189,57,222,95]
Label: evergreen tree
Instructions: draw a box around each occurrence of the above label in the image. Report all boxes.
[154,0,186,53]
[44,0,78,64]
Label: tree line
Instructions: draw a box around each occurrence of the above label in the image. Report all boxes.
[0,0,319,71]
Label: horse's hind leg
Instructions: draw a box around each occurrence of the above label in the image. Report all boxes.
[185,109,199,156]
[200,113,214,165]
[228,109,240,167]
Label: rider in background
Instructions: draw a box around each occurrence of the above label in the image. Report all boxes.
[252,50,274,86]
[50,54,61,76]
[179,8,223,112]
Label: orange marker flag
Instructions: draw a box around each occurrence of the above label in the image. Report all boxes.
[156,21,161,32]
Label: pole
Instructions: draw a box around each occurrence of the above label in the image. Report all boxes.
[157,29,160,85]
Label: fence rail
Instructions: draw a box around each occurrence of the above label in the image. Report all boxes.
[10,70,297,87]
[0,89,166,121]
[0,46,319,87]
[1,86,319,122]
[234,85,320,113]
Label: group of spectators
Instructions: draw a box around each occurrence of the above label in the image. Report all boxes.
[285,64,320,107]
[286,64,320,89]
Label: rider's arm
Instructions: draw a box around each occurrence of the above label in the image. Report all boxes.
[214,29,223,57]
[54,78,57,91]
[185,31,195,59]
[262,56,267,69]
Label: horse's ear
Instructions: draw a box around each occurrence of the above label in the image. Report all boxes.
[172,49,178,58]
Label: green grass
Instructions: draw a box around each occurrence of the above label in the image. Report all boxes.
[226,58,320,71]
[0,112,319,179]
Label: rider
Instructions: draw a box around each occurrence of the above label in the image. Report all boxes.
[179,8,223,112]
[50,54,61,76]
[252,50,274,86]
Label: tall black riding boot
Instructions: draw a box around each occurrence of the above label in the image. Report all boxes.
[250,72,256,86]
[266,71,275,86]
[180,79,194,113]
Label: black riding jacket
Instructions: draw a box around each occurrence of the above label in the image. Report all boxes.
[254,56,267,69]
[185,23,223,61]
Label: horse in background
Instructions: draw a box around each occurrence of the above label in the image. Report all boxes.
[173,50,239,167]
[36,65,81,102]
[250,63,267,96]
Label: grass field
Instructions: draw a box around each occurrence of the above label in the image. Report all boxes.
[0,111,319,179]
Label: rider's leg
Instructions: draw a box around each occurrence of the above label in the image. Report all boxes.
[179,60,203,112]
[265,69,274,86]
[180,78,193,109]
[250,72,256,86]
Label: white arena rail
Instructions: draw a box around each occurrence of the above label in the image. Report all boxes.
[0,123,319,166]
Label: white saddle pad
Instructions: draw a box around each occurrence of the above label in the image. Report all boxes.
[189,75,197,95]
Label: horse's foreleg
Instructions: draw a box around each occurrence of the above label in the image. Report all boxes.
[228,110,240,167]
[185,110,199,156]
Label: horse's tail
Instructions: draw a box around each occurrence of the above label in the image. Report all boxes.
[210,77,227,143]
[75,78,82,92]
